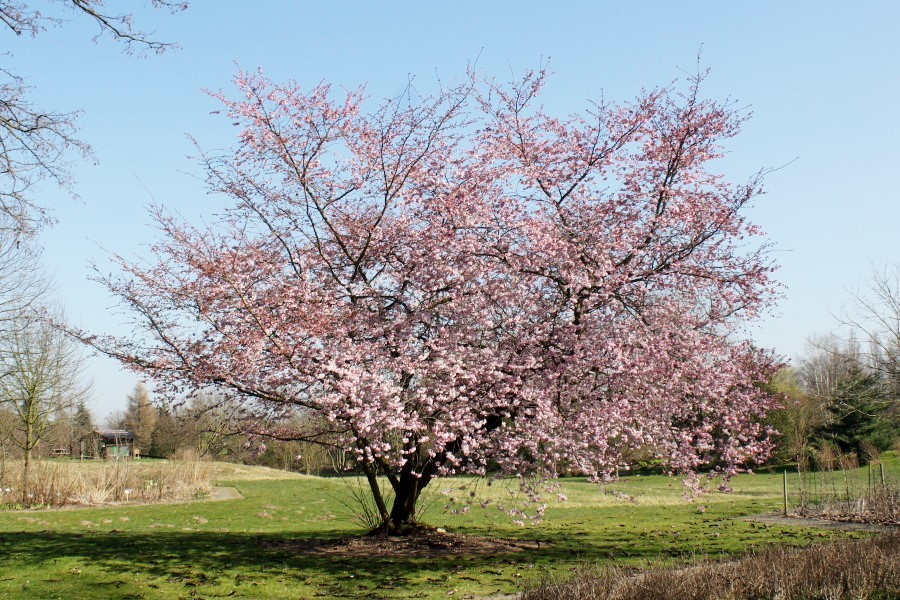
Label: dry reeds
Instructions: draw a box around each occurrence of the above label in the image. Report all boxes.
[0,459,212,508]
[521,534,900,600]
[860,441,881,465]
[797,483,899,526]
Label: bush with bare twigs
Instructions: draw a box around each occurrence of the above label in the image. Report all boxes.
[795,483,900,526]
[522,534,900,600]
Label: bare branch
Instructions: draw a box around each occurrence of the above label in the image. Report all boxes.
[0,1,187,234]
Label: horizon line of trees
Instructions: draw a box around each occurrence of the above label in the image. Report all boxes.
[768,336,899,469]
[767,265,900,470]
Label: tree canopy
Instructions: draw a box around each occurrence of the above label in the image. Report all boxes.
[82,68,780,532]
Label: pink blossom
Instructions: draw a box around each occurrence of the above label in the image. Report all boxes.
[77,67,781,530]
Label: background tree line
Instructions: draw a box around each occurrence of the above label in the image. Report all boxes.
[767,264,900,469]
[1,378,347,475]
[99,384,348,474]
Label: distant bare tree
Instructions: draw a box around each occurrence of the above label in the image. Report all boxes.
[0,1,188,234]
[104,409,126,430]
[839,263,900,392]
[796,334,860,401]
[0,310,89,500]
[0,401,14,478]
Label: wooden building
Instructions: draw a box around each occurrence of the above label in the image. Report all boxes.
[92,430,137,459]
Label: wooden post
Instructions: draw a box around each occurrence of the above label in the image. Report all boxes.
[783,470,788,516]
[869,463,872,494]
[881,463,886,486]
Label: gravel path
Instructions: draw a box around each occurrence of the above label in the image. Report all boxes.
[747,512,897,533]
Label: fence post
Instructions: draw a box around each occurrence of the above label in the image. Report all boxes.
[783,470,788,516]
[868,463,872,494]
[880,463,886,486]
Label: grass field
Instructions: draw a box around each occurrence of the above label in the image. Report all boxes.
[0,456,894,599]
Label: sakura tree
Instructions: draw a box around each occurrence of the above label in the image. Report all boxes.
[83,68,780,533]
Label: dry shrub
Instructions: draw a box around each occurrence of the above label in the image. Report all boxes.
[521,534,900,600]
[816,443,836,471]
[170,447,205,462]
[838,452,860,471]
[0,462,80,507]
[0,460,212,508]
[798,484,900,526]
[859,441,880,465]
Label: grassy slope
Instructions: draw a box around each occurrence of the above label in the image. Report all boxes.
[0,455,894,600]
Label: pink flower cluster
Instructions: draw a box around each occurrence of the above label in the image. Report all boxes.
[86,67,781,521]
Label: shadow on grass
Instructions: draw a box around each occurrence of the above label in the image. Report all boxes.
[0,521,828,598]
[0,529,559,597]
[0,525,709,597]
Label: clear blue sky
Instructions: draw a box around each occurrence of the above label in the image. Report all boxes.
[11,1,900,419]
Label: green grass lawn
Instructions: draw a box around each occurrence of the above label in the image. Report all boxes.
[0,455,893,599]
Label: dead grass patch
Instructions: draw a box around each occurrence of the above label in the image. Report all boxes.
[794,484,900,526]
[207,462,308,481]
[0,459,212,508]
[522,533,899,600]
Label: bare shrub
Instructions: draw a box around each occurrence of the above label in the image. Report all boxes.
[522,534,900,600]
[797,483,900,526]
[0,461,78,507]
[334,476,394,531]
[170,446,205,462]
[860,441,880,465]
[0,459,212,508]
[815,443,836,471]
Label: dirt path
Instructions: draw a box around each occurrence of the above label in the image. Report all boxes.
[747,512,897,533]
[208,486,242,501]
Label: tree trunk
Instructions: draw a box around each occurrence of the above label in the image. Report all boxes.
[361,460,390,525]
[369,470,430,536]
[22,448,30,506]
[387,473,420,530]
[22,420,33,506]
[370,442,459,535]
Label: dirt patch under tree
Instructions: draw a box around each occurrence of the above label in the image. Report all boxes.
[264,527,544,558]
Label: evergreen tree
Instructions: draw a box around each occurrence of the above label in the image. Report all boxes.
[149,406,179,458]
[123,383,156,456]
[820,365,898,457]
[72,401,94,456]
